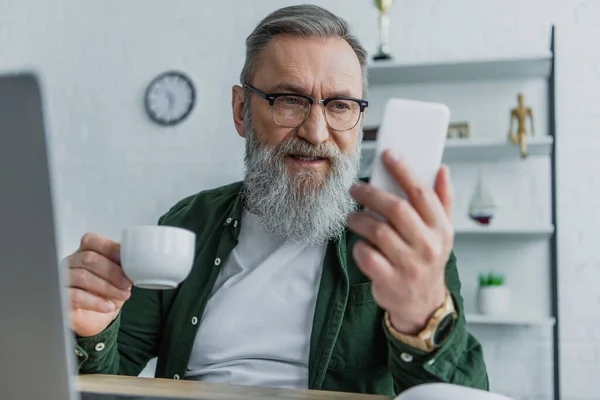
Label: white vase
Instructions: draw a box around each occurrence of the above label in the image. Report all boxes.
[477,286,511,315]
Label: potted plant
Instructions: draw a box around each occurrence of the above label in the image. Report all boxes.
[477,273,510,315]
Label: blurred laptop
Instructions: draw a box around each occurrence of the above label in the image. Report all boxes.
[0,71,79,400]
[0,72,197,400]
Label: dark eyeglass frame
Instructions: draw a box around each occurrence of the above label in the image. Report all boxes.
[243,84,369,131]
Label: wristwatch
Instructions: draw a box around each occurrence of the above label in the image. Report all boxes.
[385,289,458,352]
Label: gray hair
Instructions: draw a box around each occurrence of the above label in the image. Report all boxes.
[240,4,369,97]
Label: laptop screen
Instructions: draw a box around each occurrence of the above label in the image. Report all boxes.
[0,72,77,400]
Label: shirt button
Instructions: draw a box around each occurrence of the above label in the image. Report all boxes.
[191,317,198,325]
[75,349,83,357]
[214,258,221,266]
[226,217,232,224]
[173,374,180,380]
[233,220,238,228]
[400,353,413,363]
[428,358,436,366]
[95,343,105,352]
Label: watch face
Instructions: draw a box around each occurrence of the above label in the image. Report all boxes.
[433,313,457,347]
[145,71,195,126]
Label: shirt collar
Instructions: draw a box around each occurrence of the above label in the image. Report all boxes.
[221,187,245,239]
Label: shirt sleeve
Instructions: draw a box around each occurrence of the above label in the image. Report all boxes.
[75,314,121,373]
[384,251,490,393]
[75,285,163,376]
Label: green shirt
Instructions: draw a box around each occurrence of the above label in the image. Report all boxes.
[75,181,489,396]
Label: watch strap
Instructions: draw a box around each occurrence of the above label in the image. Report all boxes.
[384,289,457,352]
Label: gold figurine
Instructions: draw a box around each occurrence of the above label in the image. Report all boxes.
[508,93,535,158]
[373,0,395,61]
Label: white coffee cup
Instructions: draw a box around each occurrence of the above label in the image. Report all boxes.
[120,225,196,290]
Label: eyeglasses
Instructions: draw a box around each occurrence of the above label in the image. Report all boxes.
[244,84,368,131]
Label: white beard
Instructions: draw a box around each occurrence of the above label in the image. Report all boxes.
[241,112,362,246]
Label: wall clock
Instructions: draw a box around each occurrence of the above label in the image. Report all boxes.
[144,71,195,126]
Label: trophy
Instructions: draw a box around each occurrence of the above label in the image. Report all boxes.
[373,0,395,61]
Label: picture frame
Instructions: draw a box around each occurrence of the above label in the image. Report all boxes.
[447,121,471,139]
[362,126,378,141]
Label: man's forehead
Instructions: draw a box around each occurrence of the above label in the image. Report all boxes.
[253,34,363,96]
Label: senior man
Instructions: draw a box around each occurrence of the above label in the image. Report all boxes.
[67,4,488,396]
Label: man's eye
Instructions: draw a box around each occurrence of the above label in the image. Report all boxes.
[281,96,301,105]
[329,101,351,111]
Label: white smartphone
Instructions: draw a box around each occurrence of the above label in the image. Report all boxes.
[368,98,450,200]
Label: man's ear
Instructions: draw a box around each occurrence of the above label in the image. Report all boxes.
[232,85,246,138]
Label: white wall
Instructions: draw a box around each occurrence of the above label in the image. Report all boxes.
[2,1,600,399]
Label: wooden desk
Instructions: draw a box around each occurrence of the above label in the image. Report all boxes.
[77,375,393,400]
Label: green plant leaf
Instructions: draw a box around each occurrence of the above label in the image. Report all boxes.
[478,272,505,286]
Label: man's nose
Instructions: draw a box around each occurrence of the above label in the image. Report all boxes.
[296,104,330,146]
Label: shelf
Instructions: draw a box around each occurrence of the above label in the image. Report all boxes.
[466,314,556,326]
[367,54,553,85]
[444,137,553,161]
[454,225,555,239]
[361,136,553,162]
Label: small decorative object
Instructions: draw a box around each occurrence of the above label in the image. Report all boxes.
[508,93,535,158]
[447,121,471,139]
[468,170,496,225]
[372,0,396,61]
[145,71,195,126]
[477,273,511,315]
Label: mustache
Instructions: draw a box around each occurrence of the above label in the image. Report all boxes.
[272,137,342,160]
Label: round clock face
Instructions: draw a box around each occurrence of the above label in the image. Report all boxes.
[145,71,195,126]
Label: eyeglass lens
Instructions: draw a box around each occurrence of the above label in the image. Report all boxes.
[272,95,361,131]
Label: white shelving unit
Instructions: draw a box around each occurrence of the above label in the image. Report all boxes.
[454,225,555,239]
[367,54,552,85]
[361,136,554,163]
[466,314,556,326]
[363,32,559,398]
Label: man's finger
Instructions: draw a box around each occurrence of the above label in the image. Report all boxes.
[350,183,428,241]
[69,267,131,302]
[434,165,454,222]
[352,240,397,284]
[70,288,116,313]
[78,232,121,264]
[348,212,414,263]
[381,150,447,225]
[68,251,132,290]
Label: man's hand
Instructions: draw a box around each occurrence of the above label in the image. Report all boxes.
[348,150,454,335]
[63,233,133,338]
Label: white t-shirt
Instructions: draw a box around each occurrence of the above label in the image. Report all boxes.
[185,210,326,389]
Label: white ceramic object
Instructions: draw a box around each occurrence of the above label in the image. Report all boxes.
[397,382,515,400]
[477,286,511,315]
[121,225,196,290]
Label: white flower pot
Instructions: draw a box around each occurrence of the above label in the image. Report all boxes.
[477,286,511,315]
